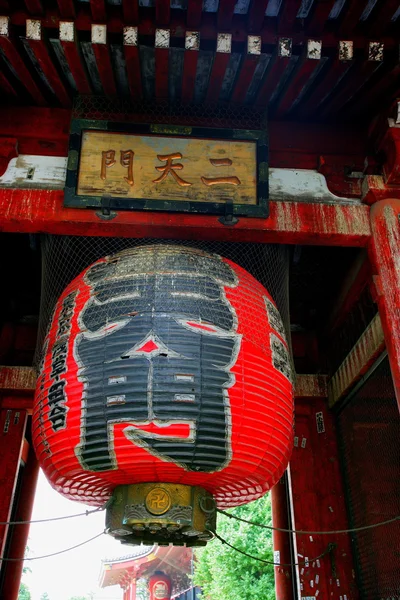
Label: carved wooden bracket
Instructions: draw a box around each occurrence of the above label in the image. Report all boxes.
[0,137,18,178]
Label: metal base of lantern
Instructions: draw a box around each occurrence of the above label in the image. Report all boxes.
[106,483,217,547]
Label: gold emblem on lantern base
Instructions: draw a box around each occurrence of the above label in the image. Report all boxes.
[145,487,172,515]
[106,483,216,548]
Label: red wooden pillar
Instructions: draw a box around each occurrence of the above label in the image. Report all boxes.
[271,478,294,600]
[0,407,28,561]
[369,198,400,411]
[0,442,39,600]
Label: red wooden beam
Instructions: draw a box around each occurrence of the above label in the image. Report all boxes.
[91,24,117,96]
[187,0,203,29]
[0,189,371,247]
[274,40,323,118]
[217,0,237,30]
[156,0,170,27]
[0,69,17,99]
[123,26,142,99]
[306,0,336,36]
[90,0,107,21]
[25,19,71,108]
[122,0,139,24]
[369,198,400,411]
[368,0,399,36]
[56,0,75,19]
[278,0,300,34]
[298,54,353,119]
[255,40,292,109]
[320,51,383,117]
[181,31,199,103]
[0,18,46,106]
[0,408,28,559]
[247,0,268,34]
[230,36,261,105]
[0,137,18,178]
[154,28,170,101]
[339,0,365,36]
[24,0,43,15]
[0,443,39,600]
[59,21,92,95]
[205,33,231,104]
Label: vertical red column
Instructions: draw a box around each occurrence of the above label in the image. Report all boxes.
[0,407,28,560]
[271,478,294,600]
[1,442,39,600]
[369,198,400,411]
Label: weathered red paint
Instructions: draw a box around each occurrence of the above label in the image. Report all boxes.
[0,190,371,246]
[230,53,260,105]
[61,37,92,95]
[124,44,143,99]
[26,37,71,108]
[206,51,231,104]
[295,374,328,400]
[181,49,198,103]
[0,443,39,600]
[24,0,43,15]
[368,198,400,411]
[0,366,36,395]
[0,408,28,559]
[291,398,358,599]
[0,34,46,106]
[271,479,294,600]
[155,46,169,101]
[92,42,117,96]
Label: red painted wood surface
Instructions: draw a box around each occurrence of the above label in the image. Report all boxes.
[271,479,294,600]
[247,0,268,33]
[217,0,236,30]
[24,0,43,15]
[122,0,139,24]
[255,56,291,108]
[0,36,46,106]
[230,54,259,105]
[298,59,352,119]
[186,0,203,28]
[274,56,323,118]
[339,0,365,36]
[0,408,28,559]
[306,0,336,35]
[156,0,170,26]
[291,399,358,599]
[155,46,169,100]
[0,69,17,99]
[92,42,117,96]
[0,189,371,246]
[56,0,75,18]
[278,0,299,34]
[26,38,71,108]
[124,44,142,98]
[369,199,400,410]
[0,443,39,600]
[369,0,399,36]
[206,52,230,104]
[90,0,107,21]
[61,38,92,95]
[181,49,198,103]
[0,137,18,178]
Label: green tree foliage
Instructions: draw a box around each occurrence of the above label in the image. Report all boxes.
[18,583,31,600]
[194,494,275,600]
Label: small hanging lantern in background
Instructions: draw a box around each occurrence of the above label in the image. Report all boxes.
[149,572,171,600]
[33,245,293,546]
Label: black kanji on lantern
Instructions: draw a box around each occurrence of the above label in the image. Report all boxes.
[75,248,240,473]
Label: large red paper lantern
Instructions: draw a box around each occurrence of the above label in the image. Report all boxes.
[33,245,293,544]
[149,572,171,600]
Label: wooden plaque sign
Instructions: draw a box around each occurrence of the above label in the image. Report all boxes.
[64,121,269,218]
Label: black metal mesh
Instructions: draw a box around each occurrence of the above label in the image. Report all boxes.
[72,95,267,130]
[337,357,400,600]
[36,235,291,367]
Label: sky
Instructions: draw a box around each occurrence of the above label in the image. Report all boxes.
[20,469,126,600]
